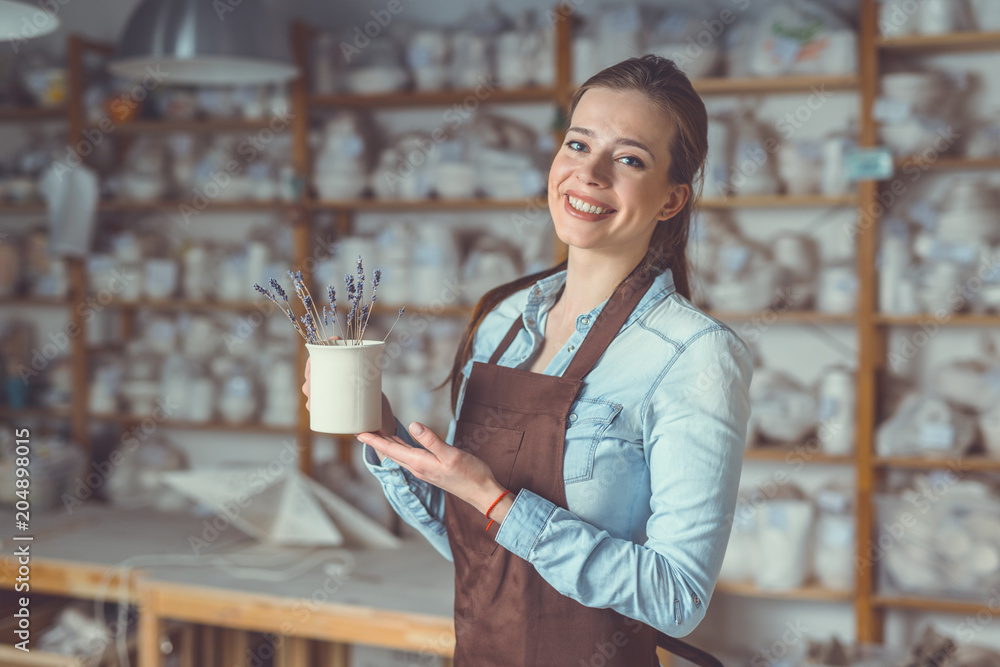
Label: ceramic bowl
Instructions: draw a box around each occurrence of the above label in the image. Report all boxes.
[433,163,477,199]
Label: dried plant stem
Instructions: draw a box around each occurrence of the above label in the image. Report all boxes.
[382,308,405,342]
[359,305,374,342]
[301,284,331,343]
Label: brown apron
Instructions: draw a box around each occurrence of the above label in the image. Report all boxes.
[444,269,723,667]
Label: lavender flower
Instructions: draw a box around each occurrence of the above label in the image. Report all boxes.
[254,258,400,346]
[269,278,288,302]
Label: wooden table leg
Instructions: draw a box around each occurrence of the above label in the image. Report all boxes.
[221,629,249,667]
[138,586,161,667]
[176,624,195,667]
[199,626,219,666]
[316,641,349,667]
[275,636,309,667]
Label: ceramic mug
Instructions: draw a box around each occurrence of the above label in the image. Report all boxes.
[307,340,385,433]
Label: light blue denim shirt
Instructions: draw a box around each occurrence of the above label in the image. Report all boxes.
[362,267,753,637]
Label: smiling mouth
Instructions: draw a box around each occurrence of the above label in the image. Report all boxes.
[566,195,616,215]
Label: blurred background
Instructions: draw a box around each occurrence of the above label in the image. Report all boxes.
[2,0,1000,665]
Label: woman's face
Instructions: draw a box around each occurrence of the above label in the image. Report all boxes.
[548,87,688,260]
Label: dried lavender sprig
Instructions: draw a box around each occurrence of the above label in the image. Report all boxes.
[358,268,381,342]
[269,278,288,302]
[356,304,371,345]
[291,272,331,344]
[301,312,320,344]
[382,306,405,342]
[255,282,308,341]
[327,285,346,342]
[356,256,365,337]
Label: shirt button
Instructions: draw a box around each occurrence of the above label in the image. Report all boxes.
[568,413,577,422]
[580,316,591,326]
[533,287,541,296]
[567,345,575,352]
[526,318,535,327]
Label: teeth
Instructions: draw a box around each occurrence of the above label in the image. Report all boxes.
[568,196,613,215]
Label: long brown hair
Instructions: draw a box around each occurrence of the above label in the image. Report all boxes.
[440,55,708,414]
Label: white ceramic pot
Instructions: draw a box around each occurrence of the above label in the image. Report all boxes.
[306,340,384,434]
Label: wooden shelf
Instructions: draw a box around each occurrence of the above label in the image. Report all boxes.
[701,194,858,208]
[892,155,1000,172]
[309,85,555,109]
[104,298,272,312]
[691,74,859,95]
[875,456,1000,472]
[308,196,546,211]
[744,448,854,465]
[0,201,46,214]
[715,580,854,602]
[875,313,1000,327]
[89,413,296,434]
[876,30,1000,54]
[87,117,282,133]
[97,199,295,212]
[708,310,856,324]
[0,106,66,121]
[0,296,70,307]
[0,406,73,419]
[871,594,990,615]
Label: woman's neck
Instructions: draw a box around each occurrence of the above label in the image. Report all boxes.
[552,247,647,326]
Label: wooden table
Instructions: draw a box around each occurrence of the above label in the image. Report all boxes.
[0,503,455,666]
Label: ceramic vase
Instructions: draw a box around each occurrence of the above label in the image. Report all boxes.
[306,340,384,434]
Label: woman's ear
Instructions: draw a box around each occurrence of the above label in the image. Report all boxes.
[657,183,690,222]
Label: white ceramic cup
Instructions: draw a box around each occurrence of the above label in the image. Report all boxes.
[307,340,385,434]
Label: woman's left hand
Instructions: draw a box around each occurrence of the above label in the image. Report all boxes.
[357,423,502,515]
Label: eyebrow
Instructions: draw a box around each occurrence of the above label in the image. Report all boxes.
[567,126,656,162]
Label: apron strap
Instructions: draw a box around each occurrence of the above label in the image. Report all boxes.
[657,632,724,667]
[562,268,654,382]
[488,317,525,365]
[487,270,655,379]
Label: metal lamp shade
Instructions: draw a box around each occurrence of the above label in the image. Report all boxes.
[0,0,60,41]
[108,0,298,86]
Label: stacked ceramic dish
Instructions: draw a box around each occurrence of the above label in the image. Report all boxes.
[878,70,963,158]
[878,476,1000,599]
[719,482,855,592]
[879,178,1000,316]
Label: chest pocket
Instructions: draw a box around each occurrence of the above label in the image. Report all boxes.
[563,398,622,484]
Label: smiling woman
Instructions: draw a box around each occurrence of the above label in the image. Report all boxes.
[307,55,751,667]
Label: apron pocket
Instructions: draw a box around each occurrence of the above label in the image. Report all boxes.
[449,419,525,556]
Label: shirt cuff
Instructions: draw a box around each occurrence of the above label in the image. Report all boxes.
[361,440,409,487]
[494,488,557,560]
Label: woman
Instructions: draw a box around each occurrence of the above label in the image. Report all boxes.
[303,55,752,667]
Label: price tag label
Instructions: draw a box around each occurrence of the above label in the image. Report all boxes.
[821,519,854,547]
[873,97,913,123]
[920,422,955,450]
[844,147,894,182]
[766,504,789,530]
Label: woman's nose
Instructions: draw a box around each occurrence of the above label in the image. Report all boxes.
[576,154,611,188]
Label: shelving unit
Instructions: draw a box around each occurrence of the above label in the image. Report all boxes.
[3,0,998,649]
[853,0,1000,643]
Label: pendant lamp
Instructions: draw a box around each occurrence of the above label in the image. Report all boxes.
[108,0,298,86]
[0,0,60,41]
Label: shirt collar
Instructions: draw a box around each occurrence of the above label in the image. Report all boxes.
[525,267,676,331]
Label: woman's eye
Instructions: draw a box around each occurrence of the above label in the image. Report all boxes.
[565,140,587,152]
[617,155,644,168]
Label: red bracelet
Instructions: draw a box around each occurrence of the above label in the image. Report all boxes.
[484,489,511,531]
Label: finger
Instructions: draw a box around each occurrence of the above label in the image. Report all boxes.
[358,431,434,470]
[407,422,445,453]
